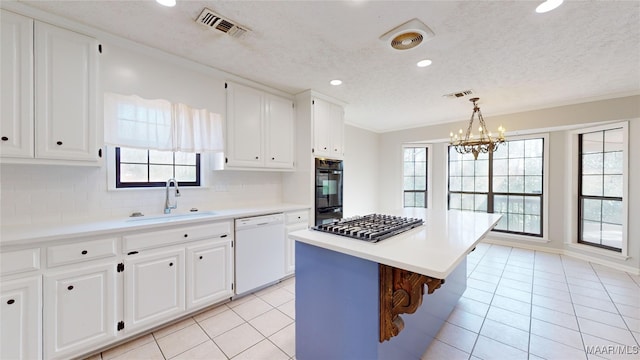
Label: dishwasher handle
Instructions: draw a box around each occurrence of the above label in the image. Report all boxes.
[235,213,284,230]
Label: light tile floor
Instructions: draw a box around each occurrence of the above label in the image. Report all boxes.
[87,243,640,360]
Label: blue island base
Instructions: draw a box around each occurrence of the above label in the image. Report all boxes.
[295,241,467,360]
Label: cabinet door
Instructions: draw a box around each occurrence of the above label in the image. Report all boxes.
[124,248,185,333]
[330,103,345,156]
[226,82,264,167]
[44,263,116,360]
[312,98,332,157]
[285,223,307,275]
[0,10,34,158]
[265,95,294,168]
[34,21,98,161]
[0,276,42,360]
[186,239,233,310]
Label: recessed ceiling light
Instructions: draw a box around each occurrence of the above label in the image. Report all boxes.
[156,0,176,7]
[536,0,563,13]
[417,59,432,67]
[330,79,343,86]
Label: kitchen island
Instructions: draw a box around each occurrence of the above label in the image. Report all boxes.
[289,209,502,360]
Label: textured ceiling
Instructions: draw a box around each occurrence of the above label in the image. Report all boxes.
[16,0,640,132]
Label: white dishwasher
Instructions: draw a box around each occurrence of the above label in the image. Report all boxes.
[235,213,286,295]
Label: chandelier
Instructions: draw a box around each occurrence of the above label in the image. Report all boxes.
[449,97,505,160]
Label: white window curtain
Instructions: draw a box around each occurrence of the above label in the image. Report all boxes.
[173,103,224,153]
[104,93,224,153]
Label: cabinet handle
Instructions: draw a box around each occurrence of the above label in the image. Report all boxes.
[323,147,327,150]
[56,141,63,146]
[169,262,174,267]
[98,148,102,158]
[81,250,88,255]
[272,157,275,160]
[1,136,8,141]
[297,216,301,219]
[199,256,203,260]
[67,285,74,291]
[255,156,259,160]
[183,234,188,238]
[7,299,15,305]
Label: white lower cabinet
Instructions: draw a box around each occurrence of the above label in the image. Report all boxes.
[44,263,116,360]
[284,210,309,275]
[124,248,185,334]
[186,239,233,310]
[0,276,42,360]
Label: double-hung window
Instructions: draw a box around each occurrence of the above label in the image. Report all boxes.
[403,146,429,208]
[115,147,200,188]
[578,127,625,252]
[448,136,545,237]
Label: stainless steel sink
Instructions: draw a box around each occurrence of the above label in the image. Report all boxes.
[126,211,217,222]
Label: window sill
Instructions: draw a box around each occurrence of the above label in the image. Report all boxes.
[107,185,209,192]
[566,242,629,260]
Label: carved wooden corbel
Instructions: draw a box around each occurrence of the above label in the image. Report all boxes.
[379,264,444,342]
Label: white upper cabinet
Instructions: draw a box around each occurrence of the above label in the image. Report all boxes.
[312,97,344,159]
[0,10,100,164]
[0,10,34,158]
[225,82,294,170]
[226,82,264,167]
[265,93,295,168]
[35,21,99,162]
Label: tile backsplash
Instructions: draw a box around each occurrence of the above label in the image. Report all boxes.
[0,164,283,227]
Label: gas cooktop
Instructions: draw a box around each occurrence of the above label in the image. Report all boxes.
[313,214,424,243]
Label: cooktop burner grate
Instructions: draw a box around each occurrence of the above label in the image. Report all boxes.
[313,214,423,243]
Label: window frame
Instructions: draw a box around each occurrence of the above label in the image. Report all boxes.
[447,133,549,240]
[574,123,628,254]
[402,144,432,209]
[112,146,202,189]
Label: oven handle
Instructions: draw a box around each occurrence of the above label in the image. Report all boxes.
[317,207,342,214]
[317,170,342,175]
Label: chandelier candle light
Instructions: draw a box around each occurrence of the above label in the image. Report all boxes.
[449,97,506,160]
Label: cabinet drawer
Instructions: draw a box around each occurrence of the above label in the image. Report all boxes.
[123,221,232,252]
[0,248,40,276]
[47,238,117,268]
[286,210,309,225]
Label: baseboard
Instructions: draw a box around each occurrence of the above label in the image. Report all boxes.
[482,238,640,275]
[562,249,640,275]
[483,237,564,255]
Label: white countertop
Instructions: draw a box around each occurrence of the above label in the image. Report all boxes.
[1,203,309,248]
[289,209,502,279]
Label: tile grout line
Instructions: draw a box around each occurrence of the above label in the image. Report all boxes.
[562,254,590,359]
[467,244,508,359]
[526,249,536,360]
[588,261,640,347]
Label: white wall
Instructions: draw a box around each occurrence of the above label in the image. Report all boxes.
[343,125,380,217]
[377,95,640,273]
[0,41,284,227]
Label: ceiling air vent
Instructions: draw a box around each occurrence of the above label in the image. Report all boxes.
[443,90,475,99]
[195,8,250,38]
[380,18,435,50]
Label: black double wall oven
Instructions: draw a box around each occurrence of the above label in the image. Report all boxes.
[315,158,343,226]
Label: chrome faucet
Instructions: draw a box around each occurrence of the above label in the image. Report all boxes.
[164,178,180,214]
